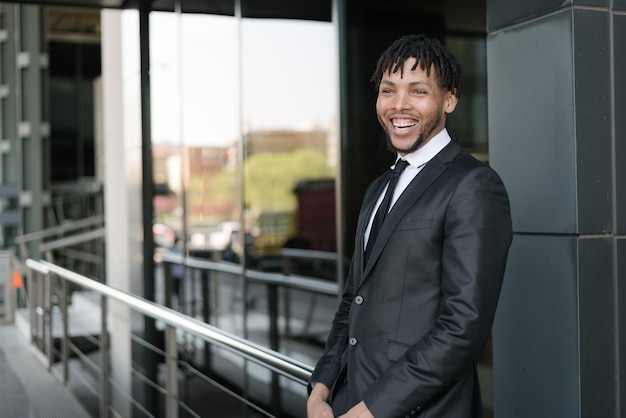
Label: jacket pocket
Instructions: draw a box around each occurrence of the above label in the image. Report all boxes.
[395,218,433,231]
[387,339,411,361]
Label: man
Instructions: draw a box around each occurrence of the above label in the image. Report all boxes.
[307,34,512,418]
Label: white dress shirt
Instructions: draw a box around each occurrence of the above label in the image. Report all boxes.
[364,129,452,249]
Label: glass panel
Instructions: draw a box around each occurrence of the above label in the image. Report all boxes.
[445,35,488,161]
[240,18,339,274]
[241,19,337,417]
[149,10,241,305]
[179,15,240,265]
[149,12,338,417]
[240,19,338,390]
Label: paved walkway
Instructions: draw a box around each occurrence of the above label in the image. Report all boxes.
[0,324,91,418]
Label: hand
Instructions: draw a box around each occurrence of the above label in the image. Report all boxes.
[338,401,374,418]
[307,383,334,418]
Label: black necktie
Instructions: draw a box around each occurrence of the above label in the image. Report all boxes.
[365,159,409,264]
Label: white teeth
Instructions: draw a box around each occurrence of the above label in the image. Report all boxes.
[392,120,417,128]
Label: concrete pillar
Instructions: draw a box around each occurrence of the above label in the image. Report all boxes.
[488,3,624,417]
[101,9,143,417]
[0,4,47,255]
[18,5,46,255]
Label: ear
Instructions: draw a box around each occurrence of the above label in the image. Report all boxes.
[444,90,459,114]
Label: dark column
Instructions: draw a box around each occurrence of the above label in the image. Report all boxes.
[487,2,624,417]
[19,6,45,256]
[136,2,159,416]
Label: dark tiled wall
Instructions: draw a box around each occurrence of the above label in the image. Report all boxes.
[488,11,577,234]
[619,239,626,415]
[616,14,626,234]
[487,0,565,31]
[493,236,579,417]
[573,9,612,234]
[616,15,626,418]
[578,238,617,418]
[487,0,615,30]
[488,3,623,418]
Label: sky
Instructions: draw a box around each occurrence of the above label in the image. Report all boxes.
[139,13,338,146]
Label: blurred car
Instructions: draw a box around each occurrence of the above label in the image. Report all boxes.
[153,223,176,248]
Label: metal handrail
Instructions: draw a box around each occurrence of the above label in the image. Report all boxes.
[39,228,106,252]
[159,251,339,297]
[279,247,338,262]
[25,258,314,384]
[14,215,104,244]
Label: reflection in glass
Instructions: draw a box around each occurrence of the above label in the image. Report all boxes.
[149,12,338,417]
[238,20,338,415]
[150,14,338,271]
[150,12,240,261]
[241,19,338,273]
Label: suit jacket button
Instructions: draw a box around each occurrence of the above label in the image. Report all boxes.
[349,337,357,346]
[355,295,364,305]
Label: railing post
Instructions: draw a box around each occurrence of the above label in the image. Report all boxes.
[35,269,45,348]
[283,286,292,338]
[27,264,36,343]
[201,270,212,371]
[268,283,280,352]
[164,261,173,308]
[60,277,69,384]
[165,324,179,418]
[100,295,110,418]
[267,283,281,414]
[44,271,53,371]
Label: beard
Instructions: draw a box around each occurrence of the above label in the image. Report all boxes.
[386,134,425,155]
[383,110,444,155]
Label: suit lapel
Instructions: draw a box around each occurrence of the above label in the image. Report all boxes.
[360,140,462,282]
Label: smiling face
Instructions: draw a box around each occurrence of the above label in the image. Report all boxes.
[376,58,458,155]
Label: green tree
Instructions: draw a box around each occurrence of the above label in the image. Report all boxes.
[244,148,334,211]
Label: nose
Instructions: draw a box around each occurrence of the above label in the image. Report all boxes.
[392,91,410,110]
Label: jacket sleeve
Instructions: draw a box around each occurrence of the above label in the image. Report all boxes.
[363,166,513,417]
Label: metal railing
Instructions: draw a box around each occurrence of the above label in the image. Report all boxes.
[14,215,104,249]
[15,215,105,279]
[279,248,340,281]
[158,251,339,350]
[25,258,318,418]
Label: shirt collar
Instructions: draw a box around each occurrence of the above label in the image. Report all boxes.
[395,128,452,169]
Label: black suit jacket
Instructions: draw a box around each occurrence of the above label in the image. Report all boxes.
[310,140,512,418]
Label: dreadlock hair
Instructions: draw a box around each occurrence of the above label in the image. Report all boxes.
[370,34,463,99]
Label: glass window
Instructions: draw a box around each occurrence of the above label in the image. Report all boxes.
[150,12,240,260]
[148,12,338,416]
[445,35,488,161]
[241,18,338,271]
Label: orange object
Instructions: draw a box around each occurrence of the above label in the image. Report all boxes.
[12,269,23,289]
